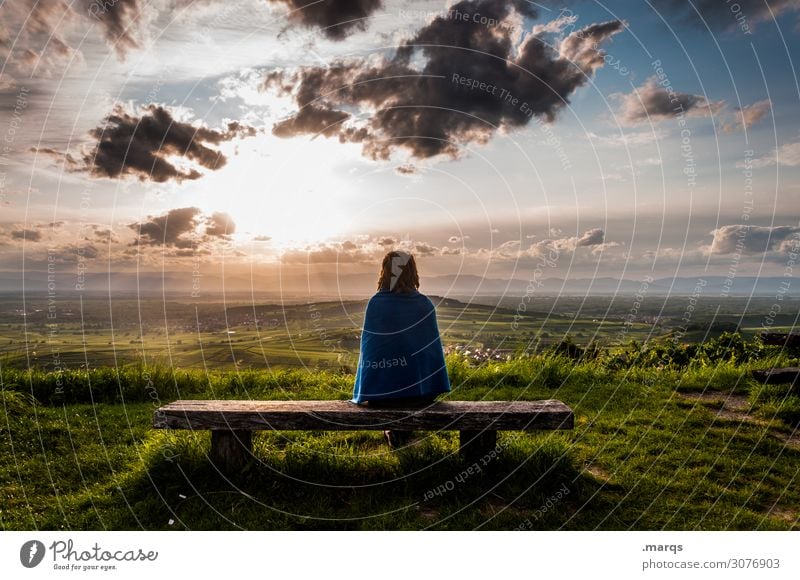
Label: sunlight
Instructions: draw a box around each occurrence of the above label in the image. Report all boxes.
[191,135,368,247]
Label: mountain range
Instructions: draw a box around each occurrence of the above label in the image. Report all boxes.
[0,270,795,298]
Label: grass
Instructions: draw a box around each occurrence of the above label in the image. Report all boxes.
[1,353,799,530]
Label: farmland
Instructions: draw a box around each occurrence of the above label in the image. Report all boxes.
[1,294,796,371]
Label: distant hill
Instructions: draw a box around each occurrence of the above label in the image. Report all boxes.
[0,270,796,298]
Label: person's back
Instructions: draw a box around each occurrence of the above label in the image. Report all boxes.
[351,251,451,447]
[351,287,450,403]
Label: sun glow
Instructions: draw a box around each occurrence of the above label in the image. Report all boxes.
[190,135,368,248]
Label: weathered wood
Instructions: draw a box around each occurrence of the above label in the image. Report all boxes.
[759,333,800,347]
[153,400,574,432]
[210,430,252,472]
[751,367,800,388]
[460,430,498,463]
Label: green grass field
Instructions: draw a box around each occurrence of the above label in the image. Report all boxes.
[2,343,798,530]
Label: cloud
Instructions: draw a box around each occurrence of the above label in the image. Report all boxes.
[44,104,258,183]
[588,128,669,147]
[615,77,725,125]
[264,0,624,161]
[0,0,153,78]
[710,224,800,254]
[651,0,799,33]
[414,242,439,256]
[635,157,663,167]
[204,211,236,238]
[268,0,383,40]
[272,105,350,138]
[575,227,604,246]
[130,207,203,248]
[65,243,99,259]
[747,139,800,168]
[531,12,579,36]
[534,228,609,252]
[558,20,629,75]
[280,240,372,264]
[126,206,238,260]
[0,1,81,77]
[85,0,146,58]
[10,228,43,242]
[474,228,613,261]
[476,239,521,260]
[721,99,771,133]
[91,226,119,243]
[279,235,459,263]
[0,75,19,110]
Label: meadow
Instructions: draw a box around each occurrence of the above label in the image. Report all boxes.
[1,333,798,530]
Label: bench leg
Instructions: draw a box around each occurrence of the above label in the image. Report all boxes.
[210,430,252,472]
[459,430,497,463]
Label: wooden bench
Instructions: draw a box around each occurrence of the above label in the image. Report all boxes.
[759,333,800,348]
[153,400,574,471]
[751,367,800,392]
[752,334,799,393]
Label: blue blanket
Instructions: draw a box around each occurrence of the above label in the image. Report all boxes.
[351,290,451,403]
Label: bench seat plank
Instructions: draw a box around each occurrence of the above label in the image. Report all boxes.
[153,400,574,431]
[759,333,800,347]
[751,367,800,386]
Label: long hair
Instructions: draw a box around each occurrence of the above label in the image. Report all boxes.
[377,251,419,293]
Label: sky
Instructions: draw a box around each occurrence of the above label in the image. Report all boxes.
[1,0,799,291]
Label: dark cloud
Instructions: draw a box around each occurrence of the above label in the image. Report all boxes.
[50,105,257,182]
[130,207,202,248]
[272,105,350,138]
[651,0,798,33]
[67,243,99,259]
[264,0,624,160]
[414,242,438,256]
[84,0,144,58]
[92,226,119,243]
[575,227,604,246]
[10,228,43,242]
[710,225,800,254]
[616,77,725,125]
[269,0,383,40]
[130,207,238,250]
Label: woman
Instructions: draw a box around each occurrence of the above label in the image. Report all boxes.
[351,250,451,448]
